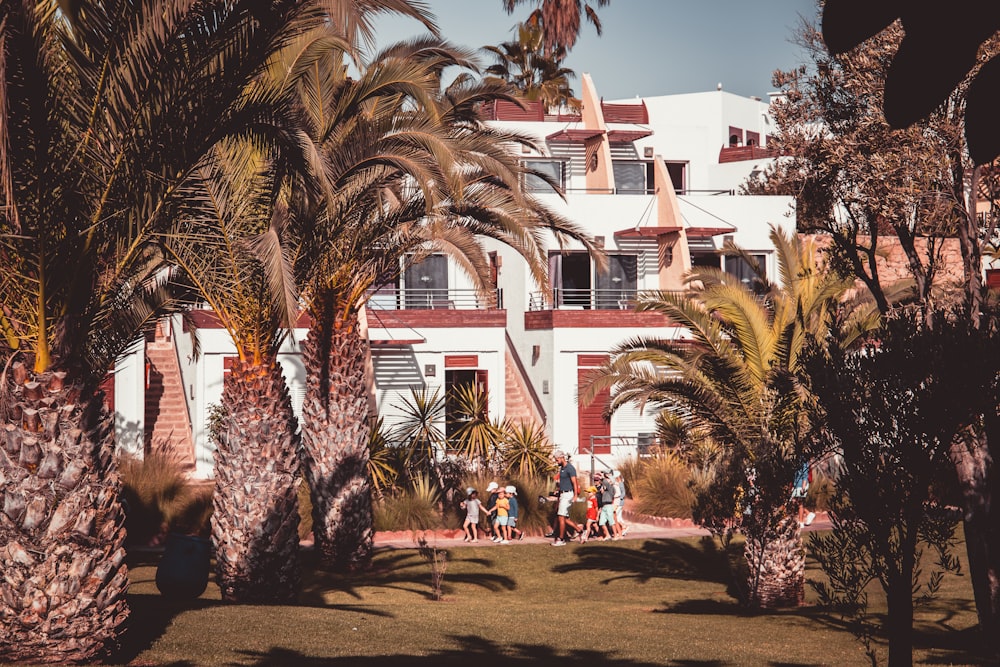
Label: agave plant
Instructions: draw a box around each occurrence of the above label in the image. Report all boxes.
[449,383,504,469]
[499,419,554,478]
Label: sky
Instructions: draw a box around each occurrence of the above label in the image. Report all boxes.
[372,0,821,101]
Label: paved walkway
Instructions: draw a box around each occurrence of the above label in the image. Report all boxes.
[372,513,831,549]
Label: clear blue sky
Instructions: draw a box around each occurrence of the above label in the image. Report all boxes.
[372,0,820,100]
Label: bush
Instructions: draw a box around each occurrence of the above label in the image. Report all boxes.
[630,451,696,519]
[374,475,442,532]
[118,450,213,545]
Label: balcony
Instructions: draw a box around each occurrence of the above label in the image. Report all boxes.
[366,287,506,329]
[524,289,678,330]
[529,288,638,311]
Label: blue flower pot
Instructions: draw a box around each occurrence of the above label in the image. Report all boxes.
[156,533,211,600]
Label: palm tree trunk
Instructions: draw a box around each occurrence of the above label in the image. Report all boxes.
[300,292,374,571]
[211,357,301,603]
[952,427,1000,657]
[743,514,806,609]
[0,361,129,663]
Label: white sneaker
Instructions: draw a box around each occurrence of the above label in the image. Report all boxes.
[552,540,567,546]
[804,512,816,526]
[500,540,510,544]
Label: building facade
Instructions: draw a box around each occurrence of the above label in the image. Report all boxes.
[114,74,795,477]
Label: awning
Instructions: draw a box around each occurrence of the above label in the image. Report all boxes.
[685,226,735,237]
[545,128,605,142]
[370,338,425,346]
[606,129,653,143]
[614,226,682,238]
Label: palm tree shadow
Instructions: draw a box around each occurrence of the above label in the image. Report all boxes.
[553,537,740,593]
[112,593,219,665]
[232,634,727,666]
[299,548,516,606]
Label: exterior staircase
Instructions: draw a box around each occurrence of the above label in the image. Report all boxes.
[504,334,545,426]
[144,320,196,469]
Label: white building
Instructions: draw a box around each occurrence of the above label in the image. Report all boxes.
[114,74,795,477]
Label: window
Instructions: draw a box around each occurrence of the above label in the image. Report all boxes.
[665,161,687,192]
[550,251,637,309]
[745,131,760,147]
[523,159,565,193]
[726,253,767,289]
[612,161,654,194]
[404,254,448,309]
[595,254,638,308]
[728,126,744,147]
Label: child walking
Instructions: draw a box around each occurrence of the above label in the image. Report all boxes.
[581,485,599,543]
[461,487,481,542]
[505,485,524,540]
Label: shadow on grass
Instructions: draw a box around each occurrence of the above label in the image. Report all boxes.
[298,547,516,606]
[553,537,739,589]
[230,635,735,666]
[113,593,219,665]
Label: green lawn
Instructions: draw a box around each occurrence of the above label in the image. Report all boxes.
[106,533,990,666]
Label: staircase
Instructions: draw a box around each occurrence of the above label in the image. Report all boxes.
[504,335,545,425]
[144,320,196,469]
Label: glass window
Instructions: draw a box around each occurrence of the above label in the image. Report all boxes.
[613,161,653,194]
[523,159,565,193]
[726,254,767,288]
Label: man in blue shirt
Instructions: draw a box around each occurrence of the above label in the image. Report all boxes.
[552,450,581,546]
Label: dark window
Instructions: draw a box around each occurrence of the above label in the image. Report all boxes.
[404,254,448,309]
[445,369,487,439]
[523,159,565,193]
[746,131,760,147]
[728,126,743,147]
[595,254,638,309]
[665,161,686,192]
[726,254,767,289]
[691,253,721,270]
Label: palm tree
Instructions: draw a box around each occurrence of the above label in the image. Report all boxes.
[502,0,611,56]
[483,22,581,112]
[584,226,880,608]
[292,39,600,571]
[0,0,317,660]
[160,140,304,603]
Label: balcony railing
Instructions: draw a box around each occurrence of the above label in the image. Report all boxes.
[528,288,638,311]
[367,287,502,311]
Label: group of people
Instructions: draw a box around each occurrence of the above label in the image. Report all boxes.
[548,450,628,546]
[458,449,630,546]
[460,481,523,544]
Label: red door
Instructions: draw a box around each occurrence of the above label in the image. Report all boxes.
[577,355,610,454]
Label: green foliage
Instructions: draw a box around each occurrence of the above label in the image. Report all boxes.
[374,475,442,532]
[118,450,213,545]
[368,416,402,498]
[499,419,555,478]
[391,387,446,475]
[449,383,503,468]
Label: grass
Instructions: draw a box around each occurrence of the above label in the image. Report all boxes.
[97,528,996,667]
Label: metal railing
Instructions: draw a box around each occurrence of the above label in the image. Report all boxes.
[528,288,638,311]
[583,434,661,479]
[366,287,502,311]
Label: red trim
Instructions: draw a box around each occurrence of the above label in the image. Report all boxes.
[525,310,674,330]
[577,354,609,367]
[718,145,779,163]
[445,354,479,368]
[367,309,506,329]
